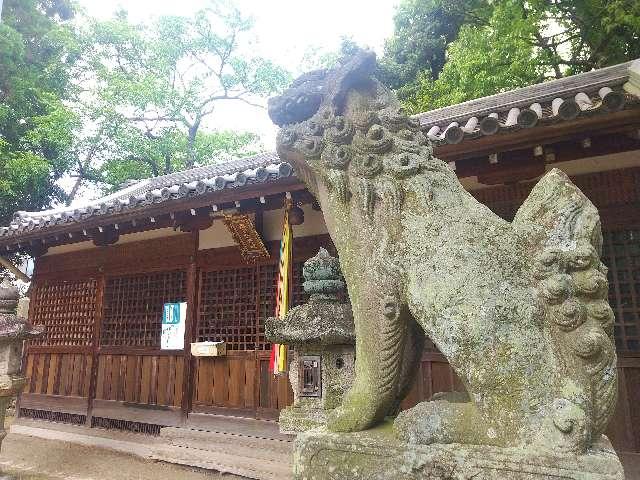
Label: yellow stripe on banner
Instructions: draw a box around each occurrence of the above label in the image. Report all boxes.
[278,344,286,373]
[273,206,292,375]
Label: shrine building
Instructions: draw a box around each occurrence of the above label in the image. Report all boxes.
[2,58,639,456]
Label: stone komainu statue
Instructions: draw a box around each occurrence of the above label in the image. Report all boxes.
[268,50,617,454]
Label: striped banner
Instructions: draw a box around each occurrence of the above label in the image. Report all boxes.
[269,205,292,375]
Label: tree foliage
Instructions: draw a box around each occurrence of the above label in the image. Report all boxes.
[381,0,640,113]
[70,2,290,195]
[0,0,79,223]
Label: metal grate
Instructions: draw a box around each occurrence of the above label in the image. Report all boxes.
[19,408,86,425]
[29,279,97,347]
[91,416,162,435]
[603,228,640,352]
[101,270,187,347]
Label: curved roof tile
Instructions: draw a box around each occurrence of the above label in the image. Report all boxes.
[1,152,294,240]
[416,60,640,145]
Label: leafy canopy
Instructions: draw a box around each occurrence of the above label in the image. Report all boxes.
[380,0,640,113]
[72,2,291,194]
[0,0,79,223]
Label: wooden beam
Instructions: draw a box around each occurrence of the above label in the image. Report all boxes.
[86,274,105,427]
[181,230,198,423]
[454,131,640,179]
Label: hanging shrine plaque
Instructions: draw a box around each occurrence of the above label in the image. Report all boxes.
[222,213,270,263]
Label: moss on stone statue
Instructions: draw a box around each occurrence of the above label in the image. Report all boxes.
[268,49,623,477]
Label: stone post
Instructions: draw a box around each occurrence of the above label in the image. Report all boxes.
[0,277,43,447]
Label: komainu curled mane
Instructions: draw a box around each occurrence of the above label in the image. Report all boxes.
[268,50,617,453]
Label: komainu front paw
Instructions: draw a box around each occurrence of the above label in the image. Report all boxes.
[326,388,387,432]
[394,400,493,445]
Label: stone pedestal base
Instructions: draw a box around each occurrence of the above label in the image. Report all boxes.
[294,423,625,480]
[279,405,327,434]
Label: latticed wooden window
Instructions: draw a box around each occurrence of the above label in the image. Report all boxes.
[30,279,97,347]
[101,270,187,347]
[291,260,309,308]
[256,263,278,350]
[198,261,308,351]
[198,266,259,350]
[602,228,640,352]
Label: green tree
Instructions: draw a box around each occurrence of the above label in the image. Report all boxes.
[71,2,290,196]
[382,0,640,113]
[378,0,490,102]
[0,0,79,223]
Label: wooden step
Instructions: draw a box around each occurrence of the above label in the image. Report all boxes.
[152,444,293,480]
[184,412,292,441]
[161,427,293,458]
[153,426,294,480]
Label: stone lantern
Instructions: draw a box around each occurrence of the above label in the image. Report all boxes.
[0,277,43,448]
[266,248,355,434]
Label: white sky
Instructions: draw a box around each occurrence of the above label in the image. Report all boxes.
[77,0,398,150]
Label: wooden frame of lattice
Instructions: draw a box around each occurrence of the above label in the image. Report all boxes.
[197,265,261,351]
[197,260,307,351]
[602,227,640,352]
[29,279,98,347]
[100,269,187,348]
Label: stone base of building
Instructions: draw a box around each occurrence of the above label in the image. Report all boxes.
[293,422,625,480]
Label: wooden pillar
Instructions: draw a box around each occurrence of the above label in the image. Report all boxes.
[181,230,199,423]
[85,273,105,427]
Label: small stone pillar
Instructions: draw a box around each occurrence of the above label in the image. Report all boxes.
[266,248,355,434]
[0,278,43,447]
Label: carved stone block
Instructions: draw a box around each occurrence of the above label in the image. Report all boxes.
[294,424,625,480]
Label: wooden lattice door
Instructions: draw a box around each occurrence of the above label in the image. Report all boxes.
[29,279,98,348]
[22,278,98,416]
[101,270,187,348]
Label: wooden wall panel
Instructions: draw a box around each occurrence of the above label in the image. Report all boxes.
[191,352,293,418]
[606,360,640,453]
[94,354,183,408]
[35,233,195,278]
[23,353,92,398]
[257,355,293,418]
[193,354,253,411]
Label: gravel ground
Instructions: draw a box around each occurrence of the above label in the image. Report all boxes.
[0,432,244,480]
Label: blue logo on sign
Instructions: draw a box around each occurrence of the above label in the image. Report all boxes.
[163,303,180,324]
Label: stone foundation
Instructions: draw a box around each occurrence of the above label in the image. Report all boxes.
[293,423,625,480]
[279,405,327,434]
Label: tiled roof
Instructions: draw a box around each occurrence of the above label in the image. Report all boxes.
[2,152,294,239]
[416,59,640,145]
[2,59,639,246]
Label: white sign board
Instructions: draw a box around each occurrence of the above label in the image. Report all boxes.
[161,302,186,350]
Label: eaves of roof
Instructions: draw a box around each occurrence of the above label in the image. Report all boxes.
[416,59,640,147]
[1,152,295,244]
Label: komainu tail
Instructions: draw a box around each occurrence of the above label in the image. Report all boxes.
[514,168,617,448]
